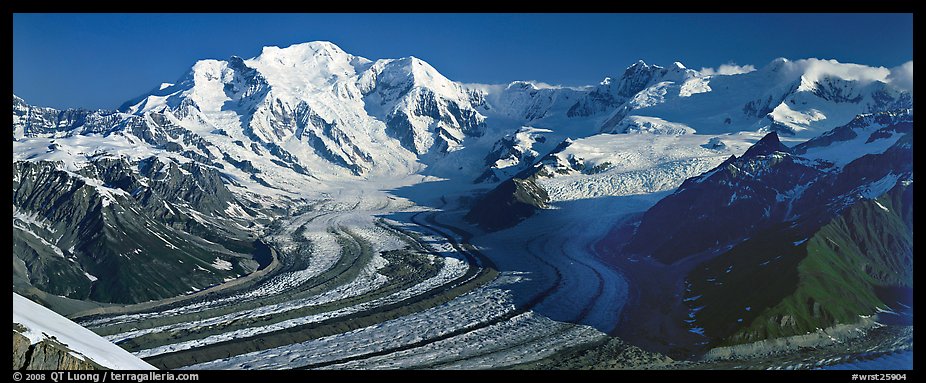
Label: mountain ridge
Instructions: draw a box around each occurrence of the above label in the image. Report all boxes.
[16,43,913,187]
[12,40,914,317]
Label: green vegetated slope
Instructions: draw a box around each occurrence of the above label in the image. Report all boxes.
[13,159,263,304]
[686,181,913,346]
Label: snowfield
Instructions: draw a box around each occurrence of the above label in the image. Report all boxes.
[536,132,761,201]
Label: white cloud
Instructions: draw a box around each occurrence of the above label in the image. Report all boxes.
[463,82,507,94]
[792,58,890,85]
[519,80,564,90]
[886,60,913,91]
[699,63,756,76]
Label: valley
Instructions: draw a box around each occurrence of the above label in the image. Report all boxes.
[61,180,631,369]
[57,174,911,370]
[12,40,913,370]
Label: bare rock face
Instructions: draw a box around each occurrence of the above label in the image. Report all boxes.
[12,327,30,369]
[465,176,550,231]
[12,327,102,370]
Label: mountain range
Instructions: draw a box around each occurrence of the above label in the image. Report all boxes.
[12,41,913,363]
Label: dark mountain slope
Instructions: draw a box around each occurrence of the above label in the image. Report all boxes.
[685,181,912,346]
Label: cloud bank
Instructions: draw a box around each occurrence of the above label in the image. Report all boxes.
[699,63,757,76]
[887,60,913,91]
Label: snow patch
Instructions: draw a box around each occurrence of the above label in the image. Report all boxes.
[873,200,890,212]
[860,174,901,199]
[211,258,233,271]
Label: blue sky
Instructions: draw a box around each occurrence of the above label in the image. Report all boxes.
[13,13,913,110]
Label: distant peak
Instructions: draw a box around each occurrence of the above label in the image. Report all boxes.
[507,81,539,90]
[389,56,444,78]
[742,132,791,158]
[255,41,352,63]
[672,61,687,70]
[764,57,792,72]
[282,40,345,52]
[628,59,649,69]
[395,55,430,69]
[623,59,669,76]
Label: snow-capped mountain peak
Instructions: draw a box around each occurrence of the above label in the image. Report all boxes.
[108,41,493,181]
[600,56,912,137]
[17,43,913,189]
[358,55,463,102]
[615,59,701,97]
[246,41,369,92]
[626,59,650,70]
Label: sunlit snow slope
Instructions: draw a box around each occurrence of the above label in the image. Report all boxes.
[13,293,156,370]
